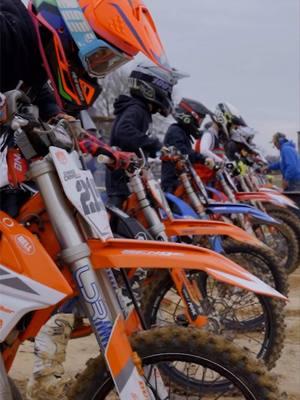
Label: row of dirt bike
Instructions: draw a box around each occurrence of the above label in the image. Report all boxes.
[1,90,300,399]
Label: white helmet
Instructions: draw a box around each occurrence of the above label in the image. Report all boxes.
[231,126,259,154]
[214,102,247,138]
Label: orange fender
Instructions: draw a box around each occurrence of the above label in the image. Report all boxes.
[88,238,286,300]
[163,218,261,246]
[235,192,274,202]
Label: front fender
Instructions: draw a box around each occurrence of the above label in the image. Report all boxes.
[164,193,198,218]
[235,191,291,208]
[206,203,278,225]
[88,238,286,300]
[259,189,299,209]
[163,219,261,247]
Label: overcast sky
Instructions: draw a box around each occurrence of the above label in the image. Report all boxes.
[145,0,300,154]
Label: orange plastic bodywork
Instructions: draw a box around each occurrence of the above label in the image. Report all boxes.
[235,192,275,203]
[0,211,72,296]
[17,193,61,260]
[163,218,262,247]
[88,238,286,300]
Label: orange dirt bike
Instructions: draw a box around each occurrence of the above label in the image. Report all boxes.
[233,165,300,273]
[0,91,285,399]
[98,150,287,370]
[164,147,298,273]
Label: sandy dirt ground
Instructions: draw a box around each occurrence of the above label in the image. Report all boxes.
[10,269,300,399]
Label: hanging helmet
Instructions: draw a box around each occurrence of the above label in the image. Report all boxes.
[129,62,175,116]
[214,102,247,138]
[29,0,169,112]
[174,98,213,138]
[231,126,257,152]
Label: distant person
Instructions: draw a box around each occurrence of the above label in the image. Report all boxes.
[268,132,300,191]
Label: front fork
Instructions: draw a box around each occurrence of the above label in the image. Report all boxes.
[129,175,208,327]
[28,159,156,399]
[180,173,207,219]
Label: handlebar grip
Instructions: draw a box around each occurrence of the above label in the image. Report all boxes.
[97,154,114,165]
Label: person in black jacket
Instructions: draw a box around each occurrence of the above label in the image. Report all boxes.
[0,0,62,120]
[161,98,214,192]
[106,62,176,206]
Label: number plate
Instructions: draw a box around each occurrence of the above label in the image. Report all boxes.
[50,147,112,240]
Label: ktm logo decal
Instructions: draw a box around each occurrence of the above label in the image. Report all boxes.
[15,234,35,255]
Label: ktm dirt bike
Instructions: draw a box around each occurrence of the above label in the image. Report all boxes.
[169,147,298,273]
[0,91,284,400]
[212,164,299,273]
[235,165,300,273]
[98,150,287,370]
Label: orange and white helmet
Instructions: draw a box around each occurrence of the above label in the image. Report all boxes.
[29,0,169,112]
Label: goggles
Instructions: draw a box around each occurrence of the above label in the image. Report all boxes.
[79,40,131,77]
[57,0,131,78]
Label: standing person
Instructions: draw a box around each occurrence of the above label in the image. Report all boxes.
[161,98,214,193]
[106,62,176,207]
[269,132,300,191]
[0,1,171,398]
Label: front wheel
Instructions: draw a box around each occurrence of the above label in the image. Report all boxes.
[253,220,298,273]
[68,327,280,400]
[141,269,285,370]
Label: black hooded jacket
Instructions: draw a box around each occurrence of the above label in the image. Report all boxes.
[106,95,161,197]
[0,0,60,120]
[161,123,206,192]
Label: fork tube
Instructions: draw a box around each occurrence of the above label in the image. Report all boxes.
[0,353,13,400]
[128,175,168,241]
[28,159,120,351]
[180,173,206,217]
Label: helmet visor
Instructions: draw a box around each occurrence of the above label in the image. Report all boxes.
[83,43,131,77]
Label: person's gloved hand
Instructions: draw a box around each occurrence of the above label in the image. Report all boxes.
[204,157,215,169]
[48,113,76,124]
[111,150,138,171]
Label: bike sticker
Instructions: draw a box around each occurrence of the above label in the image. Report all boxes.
[14,234,35,255]
[50,147,112,240]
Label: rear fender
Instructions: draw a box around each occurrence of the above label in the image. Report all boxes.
[88,238,286,300]
[0,212,72,343]
[206,203,278,225]
[163,219,261,246]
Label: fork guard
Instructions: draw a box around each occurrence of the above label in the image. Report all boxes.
[88,238,286,301]
[163,219,261,247]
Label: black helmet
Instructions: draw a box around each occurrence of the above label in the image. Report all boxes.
[174,98,213,138]
[129,63,175,116]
